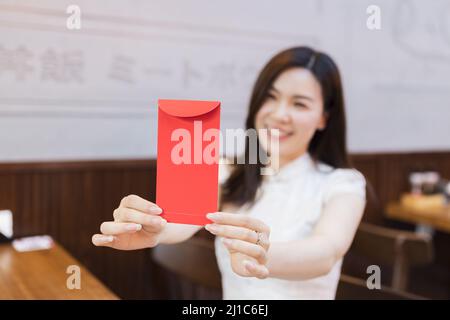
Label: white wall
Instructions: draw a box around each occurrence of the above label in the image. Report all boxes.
[0,0,449,162]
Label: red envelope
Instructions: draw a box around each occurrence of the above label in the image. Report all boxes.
[156,99,221,226]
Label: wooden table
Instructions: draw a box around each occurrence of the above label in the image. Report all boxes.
[385,202,450,234]
[0,241,118,299]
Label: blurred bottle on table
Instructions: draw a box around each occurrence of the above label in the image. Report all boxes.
[404,171,447,211]
[422,171,440,195]
[409,172,424,195]
[444,181,450,204]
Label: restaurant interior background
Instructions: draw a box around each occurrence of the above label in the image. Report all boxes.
[0,0,449,299]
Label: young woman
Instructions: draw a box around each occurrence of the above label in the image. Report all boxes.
[92,47,366,300]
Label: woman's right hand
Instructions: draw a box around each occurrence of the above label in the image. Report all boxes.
[92,195,167,250]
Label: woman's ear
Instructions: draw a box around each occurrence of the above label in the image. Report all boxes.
[317,112,329,131]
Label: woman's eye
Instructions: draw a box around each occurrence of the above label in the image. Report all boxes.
[293,102,307,108]
[265,93,276,100]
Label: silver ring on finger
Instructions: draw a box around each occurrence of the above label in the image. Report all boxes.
[254,231,263,247]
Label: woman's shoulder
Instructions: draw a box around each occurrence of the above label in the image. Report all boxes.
[317,162,366,182]
[316,162,366,203]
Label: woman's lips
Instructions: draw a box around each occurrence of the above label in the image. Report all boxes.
[265,126,294,141]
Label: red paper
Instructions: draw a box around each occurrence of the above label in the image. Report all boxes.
[156,99,221,225]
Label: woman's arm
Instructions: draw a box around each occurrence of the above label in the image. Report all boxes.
[266,193,365,280]
[205,193,365,280]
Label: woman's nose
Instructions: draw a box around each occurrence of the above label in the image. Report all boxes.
[271,103,290,122]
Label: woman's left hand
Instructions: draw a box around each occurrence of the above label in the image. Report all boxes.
[205,212,270,279]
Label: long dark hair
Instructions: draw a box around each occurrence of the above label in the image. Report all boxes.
[221,46,351,208]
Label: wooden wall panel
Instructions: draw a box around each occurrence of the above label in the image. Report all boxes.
[0,152,449,299]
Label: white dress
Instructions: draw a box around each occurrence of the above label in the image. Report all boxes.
[214,152,366,300]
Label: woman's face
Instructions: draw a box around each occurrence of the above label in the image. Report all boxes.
[255,67,327,166]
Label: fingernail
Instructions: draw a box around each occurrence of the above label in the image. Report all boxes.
[206,212,219,220]
[149,206,162,214]
[222,238,232,246]
[125,224,141,231]
[243,260,254,269]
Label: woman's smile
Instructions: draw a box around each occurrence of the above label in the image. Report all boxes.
[264,125,294,142]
